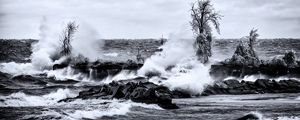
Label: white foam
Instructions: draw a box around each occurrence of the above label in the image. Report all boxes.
[137,27,214,94]
[0,88,78,107]
[45,67,88,81]
[104,53,119,57]
[46,99,162,119]
[0,18,105,82]
[244,111,300,120]
[224,74,300,82]
[162,57,213,94]
[0,62,41,75]
[68,100,161,119]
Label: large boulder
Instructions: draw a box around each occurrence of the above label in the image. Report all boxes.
[171,89,192,98]
[70,61,143,79]
[60,81,179,109]
[236,113,260,120]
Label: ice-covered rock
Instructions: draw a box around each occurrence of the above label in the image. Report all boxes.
[224,42,260,66]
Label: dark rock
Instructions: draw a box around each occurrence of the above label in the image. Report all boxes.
[236,113,260,120]
[210,63,300,80]
[224,79,241,88]
[122,82,137,99]
[171,89,192,98]
[145,71,161,78]
[53,63,69,70]
[111,85,125,99]
[60,81,178,109]
[211,51,300,80]
[202,79,300,95]
[0,71,11,81]
[50,79,79,85]
[254,79,271,88]
[71,61,143,79]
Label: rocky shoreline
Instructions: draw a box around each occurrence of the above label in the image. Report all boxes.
[1,39,300,110]
[59,80,179,109]
[202,79,300,95]
[210,62,300,80]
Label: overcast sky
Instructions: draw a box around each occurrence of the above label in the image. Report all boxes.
[0,0,299,39]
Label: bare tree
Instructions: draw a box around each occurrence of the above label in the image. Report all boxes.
[226,28,260,66]
[60,21,78,56]
[247,28,259,58]
[190,0,221,63]
[136,46,144,63]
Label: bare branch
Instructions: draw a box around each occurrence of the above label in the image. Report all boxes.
[60,21,78,56]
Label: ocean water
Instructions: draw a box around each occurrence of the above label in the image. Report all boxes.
[0,39,300,120]
[1,93,300,120]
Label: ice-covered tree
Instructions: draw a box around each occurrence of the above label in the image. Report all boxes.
[190,0,221,63]
[247,28,259,58]
[60,21,78,56]
[225,28,260,66]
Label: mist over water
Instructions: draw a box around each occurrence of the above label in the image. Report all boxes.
[32,17,103,69]
[138,27,214,94]
[0,17,105,81]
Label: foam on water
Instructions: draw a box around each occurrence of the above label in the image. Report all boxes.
[66,100,162,119]
[0,88,78,107]
[244,111,300,120]
[0,17,105,82]
[101,70,140,84]
[22,99,162,120]
[103,52,119,57]
[0,62,91,82]
[45,66,88,81]
[162,57,213,94]
[224,74,300,82]
[0,62,40,75]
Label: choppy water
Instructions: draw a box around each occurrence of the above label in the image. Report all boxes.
[1,93,300,120]
[0,39,300,120]
[102,39,300,62]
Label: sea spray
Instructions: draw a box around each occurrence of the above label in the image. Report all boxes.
[0,88,78,107]
[240,111,300,120]
[0,18,104,81]
[138,26,195,77]
[162,57,213,94]
[71,21,103,61]
[66,100,162,119]
[31,17,62,70]
[138,26,214,94]
[223,74,300,82]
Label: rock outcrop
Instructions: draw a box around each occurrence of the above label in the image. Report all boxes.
[202,79,300,95]
[53,60,143,79]
[211,51,300,80]
[224,42,260,67]
[59,81,179,109]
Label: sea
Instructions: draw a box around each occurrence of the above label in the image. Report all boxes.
[0,38,300,120]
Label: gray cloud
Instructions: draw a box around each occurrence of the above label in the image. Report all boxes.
[0,0,299,39]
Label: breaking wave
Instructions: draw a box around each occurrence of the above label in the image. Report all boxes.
[137,27,213,94]
[224,74,300,82]
[241,111,300,120]
[21,99,162,120]
[0,88,78,107]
